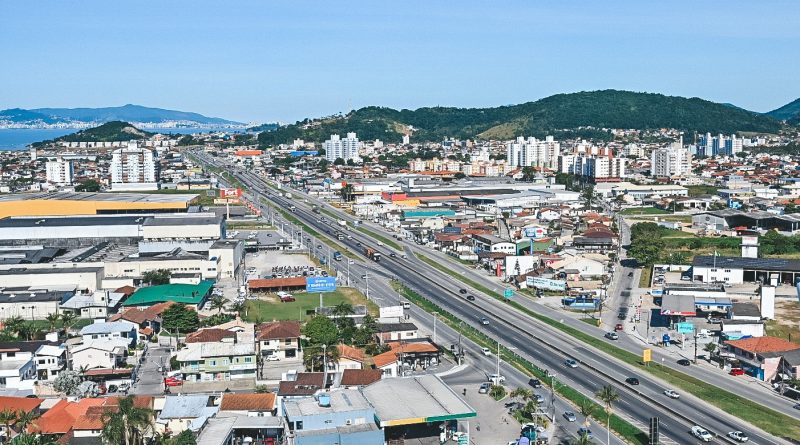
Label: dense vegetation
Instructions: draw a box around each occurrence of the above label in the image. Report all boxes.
[34,121,154,145]
[766,97,800,123]
[256,90,785,145]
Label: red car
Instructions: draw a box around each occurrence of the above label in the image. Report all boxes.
[280,295,296,302]
[729,368,745,376]
[614,324,623,332]
[165,377,183,386]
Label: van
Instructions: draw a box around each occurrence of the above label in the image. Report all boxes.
[402,302,411,310]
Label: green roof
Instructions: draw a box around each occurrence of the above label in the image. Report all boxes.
[402,209,456,218]
[123,280,214,306]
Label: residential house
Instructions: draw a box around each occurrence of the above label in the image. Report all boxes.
[34,344,66,381]
[550,255,606,281]
[339,369,382,389]
[372,341,440,377]
[283,390,383,445]
[109,301,173,341]
[70,396,155,443]
[375,322,418,345]
[0,341,53,391]
[277,372,324,413]
[219,392,276,417]
[256,321,301,360]
[33,398,106,437]
[176,342,257,381]
[185,328,236,344]
[335,345,365,371]
[157,394,218,434]
[70,339,129,371]
[0,396,43,440]
[471,234,516,254]
[79,321,137,347]
[60,289,125,320]
[724,336,800,381]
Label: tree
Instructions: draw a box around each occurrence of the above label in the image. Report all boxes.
[573,431,595,445]
[577,398,595,428]
[339,184,355,202]
[161,303,199,335]
[0,409,18,440]
[9,433,56,445]
[101,396,153,445]
[521,166,537,182]
[142,269,171,286]
[582,185,595,209]
[2,316,25,337]
[208,295,227,314]
[488,384,506,400]
[53,370,83,396]
[60,312,77,332]
[302,316,338,346]
[170,430,197,445]
[75,179,101,192]
[595,385,620,445]
[704,342,718,361]
[45,313,61,332]
[15,410,38,432]
[332,302,354,318]
[303,344,340,372]
[333,157,345,166]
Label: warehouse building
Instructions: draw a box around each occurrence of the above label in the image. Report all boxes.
[690,256,800,285]
[0,192,198,218]
[692,209,800,234]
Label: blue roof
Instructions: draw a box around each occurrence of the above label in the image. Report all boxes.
[79,321,135,335]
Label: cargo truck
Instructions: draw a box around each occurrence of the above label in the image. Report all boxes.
[364,247,381,262]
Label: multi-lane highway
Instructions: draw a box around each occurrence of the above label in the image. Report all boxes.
[192,150,795,445]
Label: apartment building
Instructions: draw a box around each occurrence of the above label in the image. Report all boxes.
[698,133,743,157]
[110,141,158,190]
[559,154,626,179]
[324,133,361,163]
[506,136,560,169]
[45,157,74,185]
[651,146,692,177]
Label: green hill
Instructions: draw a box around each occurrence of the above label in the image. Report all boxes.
[767,97,800,124]
[33,121,154,147]
[257,90,784,145]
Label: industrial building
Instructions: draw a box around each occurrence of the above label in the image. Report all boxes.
[691,256,800,285]
[0,192,198,218]
[692,209,800,234]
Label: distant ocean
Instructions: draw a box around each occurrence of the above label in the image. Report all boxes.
[0,127,247,150]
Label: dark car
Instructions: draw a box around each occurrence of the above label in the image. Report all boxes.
[625,377,640,385]
[466,295,476,301]
[459,289,467,294]
[528,378,542,388]
[677,359,691,366]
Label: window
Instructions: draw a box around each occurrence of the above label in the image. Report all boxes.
[244,357,252,363]
[209,360,217,366]
[710,268,717,272]
[296,421,303,430]
[6,353,14,358]
[284,339,292,345]
[724,269,731,273]
[38,359,46,365]
[222,359,229,366]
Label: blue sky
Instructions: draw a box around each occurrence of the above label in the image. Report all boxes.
[1,1,798,123]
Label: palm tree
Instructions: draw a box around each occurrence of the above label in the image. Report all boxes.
[14,410,38,434]
[703,342,717,361]
[509,387,533,402]
[8,433,56,445]
[230,300,245,314]
[208,295,227,314]
[577,397,595,428]
[0,409,18,441]
[100,396,153,445]
[595,385,620,445]
[2,316,25,337]
[59,312,77,332]
[45,313,60,332]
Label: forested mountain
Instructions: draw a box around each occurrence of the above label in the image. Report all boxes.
[256,90,785,145]
[767,97,800,125]
[1,104,242,126]
[32,121,154,146]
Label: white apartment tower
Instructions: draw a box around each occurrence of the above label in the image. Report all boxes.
[559,154,626,179]
[651,146,692,177]
[506,136,560,169]
[110,141,158,190]
[45,157,74,185]
[324,133,361,163]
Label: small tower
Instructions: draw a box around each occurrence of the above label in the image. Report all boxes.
[741,235,759,258]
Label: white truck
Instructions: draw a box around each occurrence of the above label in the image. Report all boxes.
[338,220,347,228]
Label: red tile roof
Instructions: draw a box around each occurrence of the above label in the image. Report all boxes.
[186,328,236,343]
[278,372,324,396]
[110,301,174,325]
[726,336,800,354]
[257,321,301,340]
[219,393,276,411]
[0,396,43,413]
[33,398,105,435]
[337,344,365,362]
[340,369,382,387]
[373,341,439,368]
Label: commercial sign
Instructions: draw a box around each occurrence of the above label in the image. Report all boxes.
[379,306,404,319]
[305,276,337,293]
[676,322,695,334]
[504,288,514,299]
[524,227,546,239]
[526,277,567,292]
[643,349,652,363]
[442,226,463,235]
[220,188,242,199]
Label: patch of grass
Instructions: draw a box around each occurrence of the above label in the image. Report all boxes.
[227,221,273,229]
[766,301,800,344]
[356,227,402,251]
[243,287,377,322]
[392,282,649,445]
[415,255,800,439]
[272,207,357,260]
[638,266,652,288]
[418,254,502,299]
[686,185,719,197]
[619,207,670,215]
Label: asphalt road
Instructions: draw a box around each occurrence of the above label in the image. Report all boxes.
[192,150,796,445]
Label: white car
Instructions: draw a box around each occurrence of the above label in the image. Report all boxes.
[691,426,713,442]
[481,347,491,356]
[488,374,505,384]
[663,390,680,399]
[565,359,579,368]
[727,431,749,442]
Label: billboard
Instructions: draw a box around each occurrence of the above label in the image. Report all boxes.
[442,226,463,235]
[524,227,546,239]
[526,277,567,291]
[379,306,404,318]
[305,276,337,293]
[676,322,695,334]
[643,349,652,363]
[220,188,242,199]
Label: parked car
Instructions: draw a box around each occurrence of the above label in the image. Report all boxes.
[280,295,296,302]
[563,411,577,422]
[677,359,691,366]
[794,403,800,410]
[727,431,749,442]
[528,378,542,388]
[663,390,680,399]
[265,354,280,361]
[564,359,578,368]
[625,377,640,385]
[479,382,490,394]
[605,332,619,340]
[488,374,506,384]
[729,368,745,376]
[691,426,713,442]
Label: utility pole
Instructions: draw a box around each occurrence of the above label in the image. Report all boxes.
[496,340,501,378]
[693,331,699,364]
[433,313,437,345]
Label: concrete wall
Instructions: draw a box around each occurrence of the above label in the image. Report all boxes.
[104,258,219,280]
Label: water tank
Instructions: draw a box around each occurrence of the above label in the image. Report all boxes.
[318,394,331,407]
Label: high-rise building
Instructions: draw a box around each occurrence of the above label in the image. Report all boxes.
[506,136,560,169]
[650,146,692,177]
[45,157,74,185]
[110,141,158,191]
[698,133,742,157]
[324,133,361,163]
[558,154,626,179]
